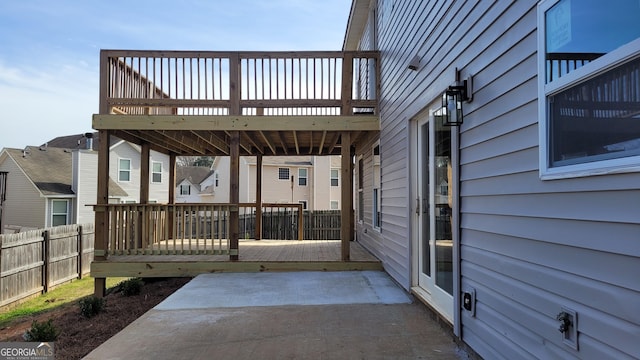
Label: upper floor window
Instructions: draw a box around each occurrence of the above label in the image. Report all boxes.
[215,172,219,187]
[330,200,339,210]
[51,199,69,226]
[278,167,290,180]
[151,162,162,183]
[180,184,191,195]
[539,0,640,178]
[298,200,308,210]
[330,169,339,186]
[298,168,308,186]
[118,159,131,182]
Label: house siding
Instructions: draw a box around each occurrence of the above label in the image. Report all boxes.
[72,150,98,225]
[110,142,169,203]
[0,154,46,230]
[359,0,640,358]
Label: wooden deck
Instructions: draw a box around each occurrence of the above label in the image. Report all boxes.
[91,240,382,278]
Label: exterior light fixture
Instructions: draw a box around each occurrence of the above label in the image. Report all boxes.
[442,77,472,126]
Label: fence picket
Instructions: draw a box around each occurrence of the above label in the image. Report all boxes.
[0,224,94,309]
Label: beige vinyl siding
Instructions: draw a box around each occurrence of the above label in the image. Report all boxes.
[73,150,98,225]
[0,155,46,230]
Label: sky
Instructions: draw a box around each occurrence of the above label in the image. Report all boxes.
[0,0,352,150]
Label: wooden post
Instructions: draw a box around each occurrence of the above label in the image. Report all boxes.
[255,154,263,240]
[140,143,150,204]
[230,132,240,261]
[42,230,50,293]
[94,128,110,298]
[168,154,176,239]
[298,204,304,240]
[340,132,352,261]
[341,53,354,116]
[138,143,150,249]
[77,225,83,279]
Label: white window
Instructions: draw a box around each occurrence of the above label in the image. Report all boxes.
[298,168,308,186]
[539,0,640,178]
[278,167,290,180]
[330,200,339,210]
[330,169,339,187]
[51,199,69,226]
[151,162,162,183]
[180,184,191,195]
[298,200,308,210]
[118,158,131,182]
[372,143,381,229]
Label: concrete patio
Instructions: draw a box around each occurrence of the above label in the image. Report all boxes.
[84,271,471,359]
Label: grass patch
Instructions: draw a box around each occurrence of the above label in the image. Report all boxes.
[0,277,127,328]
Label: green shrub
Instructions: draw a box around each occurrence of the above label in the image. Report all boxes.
[79,296,105,318]
[119,278,144,296]
[23,319,59,341]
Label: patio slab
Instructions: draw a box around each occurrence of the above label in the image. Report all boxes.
[84,271,470,360]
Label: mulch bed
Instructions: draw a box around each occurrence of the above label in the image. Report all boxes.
[0,277,190,359]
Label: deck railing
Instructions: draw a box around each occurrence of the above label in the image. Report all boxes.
[95,203,304,256]
[101,50,379,116]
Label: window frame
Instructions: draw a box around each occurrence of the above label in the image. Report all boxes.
[538,0,640,179]
[278,167,290,181]
[118,158,131,182]
[298,168,308,186]
[330,168,339,187]
[151,161,162,183]
[51,199,69,226]
[298,200,308,210]
[330,200,339,210]
[179,184,191,195]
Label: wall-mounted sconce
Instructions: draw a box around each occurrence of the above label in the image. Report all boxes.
[408,55,421,71]
[442,75,473,126]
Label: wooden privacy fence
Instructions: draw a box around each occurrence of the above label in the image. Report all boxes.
[0,224,94,308]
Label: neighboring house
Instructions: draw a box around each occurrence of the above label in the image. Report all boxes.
[203,156,341,210]
[347,1,640,359]
[175,165,215,203]
[108,138,170,204]
[0,132,171,232]
[0,145,127,232]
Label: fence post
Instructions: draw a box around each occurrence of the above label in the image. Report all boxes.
[77,225,83,279]
[42,230,50,293]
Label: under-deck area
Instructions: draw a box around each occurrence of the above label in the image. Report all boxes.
[91,240,382,278]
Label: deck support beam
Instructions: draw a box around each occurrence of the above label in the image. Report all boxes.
[340,132,352,261]
[168,154,176,238]
[94,129,110,297]
[230,131,240,260]
[255,154,263,240]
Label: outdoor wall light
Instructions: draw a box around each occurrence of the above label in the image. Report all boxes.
[442,78,471,126]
